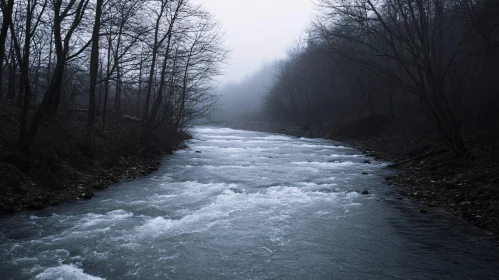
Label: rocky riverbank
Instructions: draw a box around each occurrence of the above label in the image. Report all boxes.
[350,139,499,239]
[0,140,188,214]
[0,103,190,214]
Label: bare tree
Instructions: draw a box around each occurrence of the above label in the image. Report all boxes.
[316,0,469,155]
[85,0,104,153]
[0,0,14,97]
[22,0,91,150]
[0,0,227,152]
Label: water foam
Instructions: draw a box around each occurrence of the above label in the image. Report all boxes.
[133,183,352,240]
[35,264,104,280]
[0,127,382,279]
[75,210,133,229]
[328,154,362,158]
[291,161,356,168]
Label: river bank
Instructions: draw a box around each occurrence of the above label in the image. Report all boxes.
[230,120,499,238]
[0,103,189,214]
[348,138,499,239]
[3,126,499,279]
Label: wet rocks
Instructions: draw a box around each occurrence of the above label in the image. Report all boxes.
[79,192,94,200]
[361,190,369,195]
[118,157,130,167]
[88,181,106,191]
[460,201,471,206]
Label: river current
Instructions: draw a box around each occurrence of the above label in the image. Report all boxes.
[1,127,498,279]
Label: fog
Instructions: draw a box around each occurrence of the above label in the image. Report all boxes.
[193,0,315,84]
[212,63,278,124]
[190,1,316,124]
[200,0,499,160]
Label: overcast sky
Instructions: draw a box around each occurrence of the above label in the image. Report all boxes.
[193,0,315,85]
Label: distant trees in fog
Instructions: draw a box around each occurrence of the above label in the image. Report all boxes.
[265,0,499,156]
[215,63,276,123]
[0,0,228,152]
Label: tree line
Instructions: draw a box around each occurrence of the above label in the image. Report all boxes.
[265,0,498,156]
[0,0,227,153]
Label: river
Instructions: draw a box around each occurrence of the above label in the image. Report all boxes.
[1,127,498,279]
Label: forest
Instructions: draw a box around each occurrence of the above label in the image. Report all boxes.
[264,0,498,154]
[0,0,227,212]
[260,0,499,232]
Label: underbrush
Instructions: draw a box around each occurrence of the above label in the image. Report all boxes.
[0,102,190,213]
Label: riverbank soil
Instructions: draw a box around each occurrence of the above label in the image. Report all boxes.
[235,117,499,237]
[0,102,189,214]
[337,118,499,237]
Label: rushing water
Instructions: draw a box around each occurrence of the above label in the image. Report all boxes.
[1,127,498,279]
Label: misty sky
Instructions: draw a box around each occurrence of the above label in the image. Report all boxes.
[193,0,315,85]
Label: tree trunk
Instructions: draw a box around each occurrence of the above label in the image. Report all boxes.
[136,58,143,117]
[0,0,14,97]
[46,1,65,117]
[15,74,23,108]
[97,57,103,117]
[143,1,169,124]
[15,0,34,130]
[84,0,103,153]
[175,50,191,132]
[388,92,395,117]
[6,44,15,101]
[114,64,122,113]
[102,32,112,128]
[148,30,174,127]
